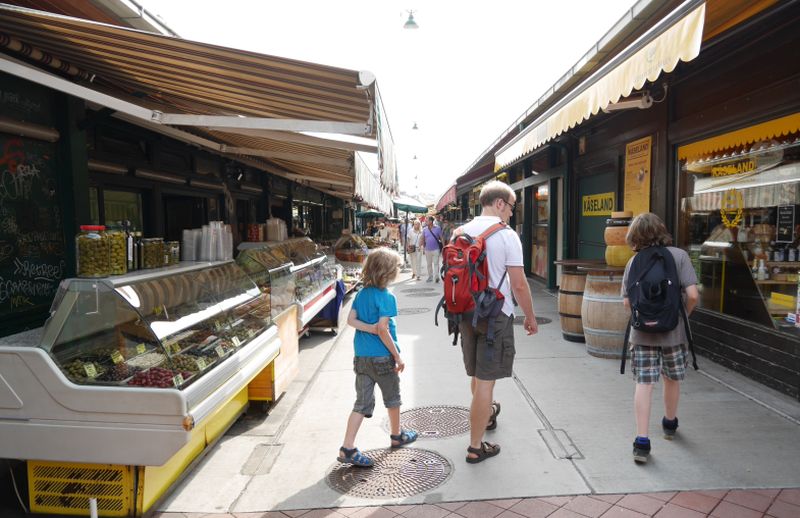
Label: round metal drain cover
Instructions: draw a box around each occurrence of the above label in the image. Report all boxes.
[401,288,439,294]
[513,316,552,325]
[386,405,471,438]
[398,307,430,315]
[327,448,452,498]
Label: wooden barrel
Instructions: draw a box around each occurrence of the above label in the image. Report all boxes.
[581,272,628,358]
[558,271,586,342]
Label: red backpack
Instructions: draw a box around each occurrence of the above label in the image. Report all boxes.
[435,222,510,350]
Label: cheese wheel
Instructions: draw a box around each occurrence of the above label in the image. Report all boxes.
[604,225,629,246]
[605,245,635,267]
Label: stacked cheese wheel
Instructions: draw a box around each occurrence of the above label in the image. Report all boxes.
[605,211,635,266]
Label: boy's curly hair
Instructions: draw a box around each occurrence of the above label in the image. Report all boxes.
[625,212,673,251]
[361,247,400,289]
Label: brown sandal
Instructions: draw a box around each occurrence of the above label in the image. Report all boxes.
[466,441,501,464]
[486,401,501,430]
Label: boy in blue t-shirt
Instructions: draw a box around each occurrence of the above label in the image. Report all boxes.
[338,248,418,467]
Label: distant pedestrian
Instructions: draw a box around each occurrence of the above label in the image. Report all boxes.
[339,248,418,467]
[407,220,424,280]
[441,218,454,245]
[455,181,538,464]
[622,212,699,464]
[423,216,443,282]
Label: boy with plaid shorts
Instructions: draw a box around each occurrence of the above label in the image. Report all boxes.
[622,213,699,463]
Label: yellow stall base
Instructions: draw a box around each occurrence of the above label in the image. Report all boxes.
[28,461,135,517]
[248,361,275,401]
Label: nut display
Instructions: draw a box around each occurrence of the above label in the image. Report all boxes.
[76,225,111,278]
[127,367,192,388]
[63,359,106,380]
[141,238,164,269]
[98,363,140,382]
[105,227,128,275]
[126,351,166,370]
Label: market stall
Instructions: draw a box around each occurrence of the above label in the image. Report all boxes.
[0,261,281,516]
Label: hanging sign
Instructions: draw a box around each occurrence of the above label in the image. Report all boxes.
[777,205,795,243]
[624,136,652,216]
[582,192,615,216]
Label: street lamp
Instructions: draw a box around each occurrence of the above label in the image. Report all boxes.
[412,122,418,130]
[403,10,419,29]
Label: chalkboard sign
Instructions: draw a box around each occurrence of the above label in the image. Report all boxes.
[776,205,795,243]
[0,135,66,327]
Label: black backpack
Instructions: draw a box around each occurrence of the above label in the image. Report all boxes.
[620,246,698,374]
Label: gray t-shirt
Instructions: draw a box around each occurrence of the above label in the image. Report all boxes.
[621,246,698,347]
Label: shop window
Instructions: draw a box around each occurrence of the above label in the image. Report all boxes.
[678,121,800,336]
[103,190,142,230]
[531,184,549,278]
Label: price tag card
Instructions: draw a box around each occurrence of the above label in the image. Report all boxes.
[111,351,124,364]
[83,363,98,378]
[173,374,184,387]
[232,336,242,347]
[136,343,146,355]
[215,345,225,357]
[214,320,222,331]
[196,358,207,370]
[247,329,256,338]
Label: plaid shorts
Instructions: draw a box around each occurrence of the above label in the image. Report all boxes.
[631,344,688,384]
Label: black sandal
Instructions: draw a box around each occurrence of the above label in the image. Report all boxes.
[466,441,501,464]
[486,401,501,430]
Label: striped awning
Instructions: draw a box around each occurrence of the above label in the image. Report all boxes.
[495,1,706,171]
[435,184,457,211]
[0,4,395,200]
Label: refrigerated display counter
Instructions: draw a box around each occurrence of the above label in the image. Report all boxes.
[0,261,281,516]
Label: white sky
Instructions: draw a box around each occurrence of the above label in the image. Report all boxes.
[140,0,634,200]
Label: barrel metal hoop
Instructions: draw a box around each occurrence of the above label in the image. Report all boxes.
[558,289,585,295]
[558,312,582,319]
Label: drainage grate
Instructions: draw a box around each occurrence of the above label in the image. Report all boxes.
[401,288,439,294]
[326,448,452,498]
[386,405,471,439]
[514,316,552,325]
[398,307,431,315]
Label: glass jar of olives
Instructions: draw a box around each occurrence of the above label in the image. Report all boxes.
[76,225,111,278]
[105,224,127,275]
[141,238,164,269]
[167,241,181,265]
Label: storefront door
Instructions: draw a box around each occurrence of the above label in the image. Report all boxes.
[577,170,616,259]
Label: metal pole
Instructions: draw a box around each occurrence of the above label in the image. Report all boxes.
[400,211,411,272]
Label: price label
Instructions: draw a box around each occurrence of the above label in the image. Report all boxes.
[172,374,184,387]
[214,320,222,331]
[196,358,207,370]
[247,329,256,338]
[232,336,241,347]
[83,363,98,378]
[171,343,182,354]
[215,345,225,357]
[136,343,146,355]
[110,351,124,364]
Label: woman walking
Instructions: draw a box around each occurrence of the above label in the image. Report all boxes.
[407,220,424,280]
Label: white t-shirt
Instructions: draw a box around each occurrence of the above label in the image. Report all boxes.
[458,216,523,316]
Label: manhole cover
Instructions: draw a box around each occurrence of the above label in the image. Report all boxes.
[513,316,552,325]
[401,288,438,294]
[398,307,430,315]
[385,405,471,438]
[326,448,452,498]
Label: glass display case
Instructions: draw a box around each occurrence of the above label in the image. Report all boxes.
[39,261,272,389]
[236,247,295,317]
[334,231,368,267]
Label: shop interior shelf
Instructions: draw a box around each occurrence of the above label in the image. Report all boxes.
[755,280,798,285]
[766,262,800,268]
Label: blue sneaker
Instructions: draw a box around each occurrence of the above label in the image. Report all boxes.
[662,417,678,440]
[633,436,651,463]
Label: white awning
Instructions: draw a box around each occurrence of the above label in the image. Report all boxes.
[495,0,706,171]
[355,153,393,215]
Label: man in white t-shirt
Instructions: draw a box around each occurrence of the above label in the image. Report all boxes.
[457,180,538,464]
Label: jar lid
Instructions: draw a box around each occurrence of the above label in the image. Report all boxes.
[80,225,106,231]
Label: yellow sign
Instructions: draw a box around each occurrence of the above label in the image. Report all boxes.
[711,159,756,177]
[582,192,615,216]
[720,188,743,228]
[624,136,651,216]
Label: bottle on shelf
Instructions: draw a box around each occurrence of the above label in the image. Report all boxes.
[789,246,798,263]
[124,220,135,272]
[752,258,759,278]
[757,259,768,281]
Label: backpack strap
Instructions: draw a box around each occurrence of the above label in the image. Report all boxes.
[477,222,509,241]
[681,303,699,370]
[620,316,632,374]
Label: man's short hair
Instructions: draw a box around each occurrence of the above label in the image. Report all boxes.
[479,180,515,207]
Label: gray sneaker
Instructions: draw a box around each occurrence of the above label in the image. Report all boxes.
[633,437,651,464]
[426,277,433,282]
[662,417,678,440]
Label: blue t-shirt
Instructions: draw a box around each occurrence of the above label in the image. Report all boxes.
[352,286,399,357]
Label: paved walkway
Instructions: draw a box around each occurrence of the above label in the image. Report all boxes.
[155,272,800,518]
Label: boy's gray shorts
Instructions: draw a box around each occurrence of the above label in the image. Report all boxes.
[353,356,402,417]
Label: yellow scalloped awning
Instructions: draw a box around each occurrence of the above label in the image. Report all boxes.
[678,112,800,162]
[495,3,705,172]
